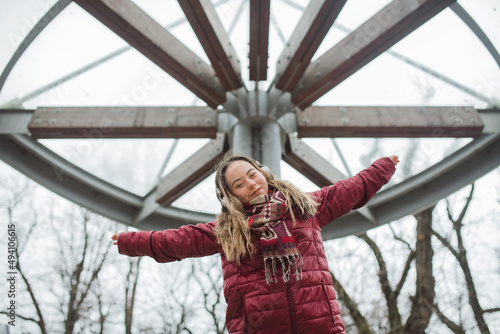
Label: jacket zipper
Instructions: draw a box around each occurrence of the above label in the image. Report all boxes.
[242,294,248,333]
[285,282,298,333]
[321,281,335,325]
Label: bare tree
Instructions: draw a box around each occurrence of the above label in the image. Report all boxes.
[0,174,48,333]
[125,256,142,334]
[135,260,197,333]
[192,257,227,334]
[404,206,435,333]
[359,226,416,333]
[0,167,121,333]
[330,270,371,334]
[432,184,499,334]
[92,280,110,334]
[331,205,435,334]
[47,206,114,333]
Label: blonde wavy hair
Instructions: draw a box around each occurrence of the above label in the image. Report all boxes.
[214,151,318,265]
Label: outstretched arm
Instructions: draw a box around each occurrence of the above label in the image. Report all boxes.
[314,156,398,228]
[111,221,221,263]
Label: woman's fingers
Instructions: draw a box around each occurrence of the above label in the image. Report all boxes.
[388,155,400,166]
[111,233,120,245]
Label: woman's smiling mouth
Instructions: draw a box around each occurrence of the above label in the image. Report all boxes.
[250,187,262,197]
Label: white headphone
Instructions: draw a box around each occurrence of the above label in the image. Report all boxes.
[254,159,274,181]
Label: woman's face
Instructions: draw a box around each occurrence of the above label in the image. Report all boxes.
[224,160,269,203]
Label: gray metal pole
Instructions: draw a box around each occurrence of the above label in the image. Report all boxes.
[231,122,253,157]
[260,121,282,179]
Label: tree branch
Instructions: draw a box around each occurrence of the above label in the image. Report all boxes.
[388,224,416,299]
[431,229,459,258]
[358,233,402,330]
[394,249,415,298]
[455,184,475,226]
[330,270,372,334]
[430,300,466,334]
[448,184,490,333]
[404,206,435,333]
[9,205,47,334]
[0,311,40,324]
[389,223,413,251]
[125,256,142,334]
[484,308,500,313]
[192,260,225,333]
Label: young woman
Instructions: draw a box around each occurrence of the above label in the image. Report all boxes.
[112,152,399,334]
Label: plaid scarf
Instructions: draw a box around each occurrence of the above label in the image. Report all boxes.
[245,191,303,285]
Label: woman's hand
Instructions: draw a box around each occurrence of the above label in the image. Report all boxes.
[388,155,399,166]
[111,232,121,246]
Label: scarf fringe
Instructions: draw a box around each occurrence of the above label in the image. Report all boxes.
[264,253,303,285]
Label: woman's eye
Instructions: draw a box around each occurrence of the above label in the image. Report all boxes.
[250,173,255,178]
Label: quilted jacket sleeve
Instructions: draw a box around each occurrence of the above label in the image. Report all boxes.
[314,157,396,228]
[117,221,221,263]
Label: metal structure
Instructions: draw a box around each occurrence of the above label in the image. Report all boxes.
[1,0,499,239]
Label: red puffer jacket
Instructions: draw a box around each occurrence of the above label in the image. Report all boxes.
[118,157,395,333]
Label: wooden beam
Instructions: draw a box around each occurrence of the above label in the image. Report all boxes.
[73,0,226,108]
[156,133,227,206]
[282,133,345,187]
[274,0,347,91]
[292,0,456,109]
[178,0,244,91]
[28,107,218,139]
[296,106,484,138]
[249,0,270,81]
